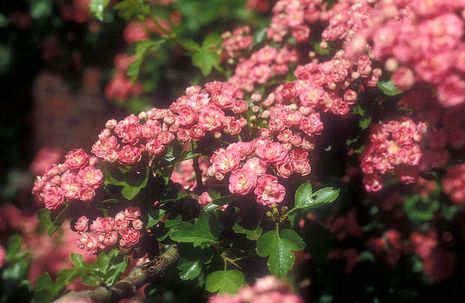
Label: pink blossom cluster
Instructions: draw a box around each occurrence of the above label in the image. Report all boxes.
[321,0,375,45]
[221,26,253,59]
[442,164,465,205]
[205,138,311,207]
[94,81,247,164]
[292,51,381,116]
[410,230,454,283]
[324,211,362,241]
[32,149,104,210]
[361,118,427,192]
[367,229,405,266]
[228,46,298,92]
[347,0,465,107]
[266,0,325,43]
[398,89,465,171]
[105,54,143,101]
[75,207,143,254]
[208,276,303,303]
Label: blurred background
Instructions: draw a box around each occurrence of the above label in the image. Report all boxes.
[1,1,465,303]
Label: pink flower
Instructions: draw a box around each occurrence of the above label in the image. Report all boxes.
[118,145,143,166]
[74,216,89,232]
[65,149,89,169]
[78,166,103,189]
[132,219,144,230]
[254,175,286,206]
[42,186,65,209]
[255,141,288,163]
[299,113,323,136]
[124,207,141,220]
[61,174,83,200]
[78,187,95,202]
[437,75,465,107]
[114,212,130,231]
[243,157,267,176]
[198,191,213,206]
[119,228,141,247]
[198,106,225,131]
[229,168,257,195]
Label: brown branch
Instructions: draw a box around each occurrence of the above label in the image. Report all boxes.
[192,156,205,194]
[55,246,179,303]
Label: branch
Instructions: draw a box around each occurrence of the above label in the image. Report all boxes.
[192,156,205,193]
[55,247,179,303]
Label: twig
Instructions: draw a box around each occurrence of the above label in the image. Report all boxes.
[55,247,179,303]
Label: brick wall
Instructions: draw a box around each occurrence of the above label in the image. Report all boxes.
[32,68,107,151]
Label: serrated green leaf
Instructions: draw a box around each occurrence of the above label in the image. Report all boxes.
[359,116,372,129]
[256,229,306,278]
[89,0,110,21]
[202,33,222,49]
[192,49,220,76]
[81,274,102,287]
[205,270,245,294]
[232,223,262,241]
[128,40,161,82]
[177,258,202,280]
[378,80,402,96]
[170,212,219,247]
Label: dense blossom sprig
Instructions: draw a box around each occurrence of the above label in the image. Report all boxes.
[32,149,103,209]
[75,207,143,254]
[209,276,303,303]
[345,0,465,107]
[361,118,427,191]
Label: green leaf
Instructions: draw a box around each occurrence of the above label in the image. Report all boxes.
[205,270,245,294]
[294,182,313,209]
[359,116,372,129]
[202,33,222,49]
[81,274,102,287]
[146,209,166,228]
[312,187,340,207]
[89,0,110,21]
[192,49,220,76]
[180,39,201,53]
[378,80,402,96]
[256,229,306,278]
[37,206,69,237]
[121,168,149,200]
[6,235,22,258]
[114,0,150,20]
[204,189,235,211]
[170,212,219,247]
[128,40,161,82]
[177,258,202,281]
[70,253,85,268]
[232,223,263,241]
[313,42,331,56]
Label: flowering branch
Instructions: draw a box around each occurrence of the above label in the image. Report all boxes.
[55,247,179,303]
